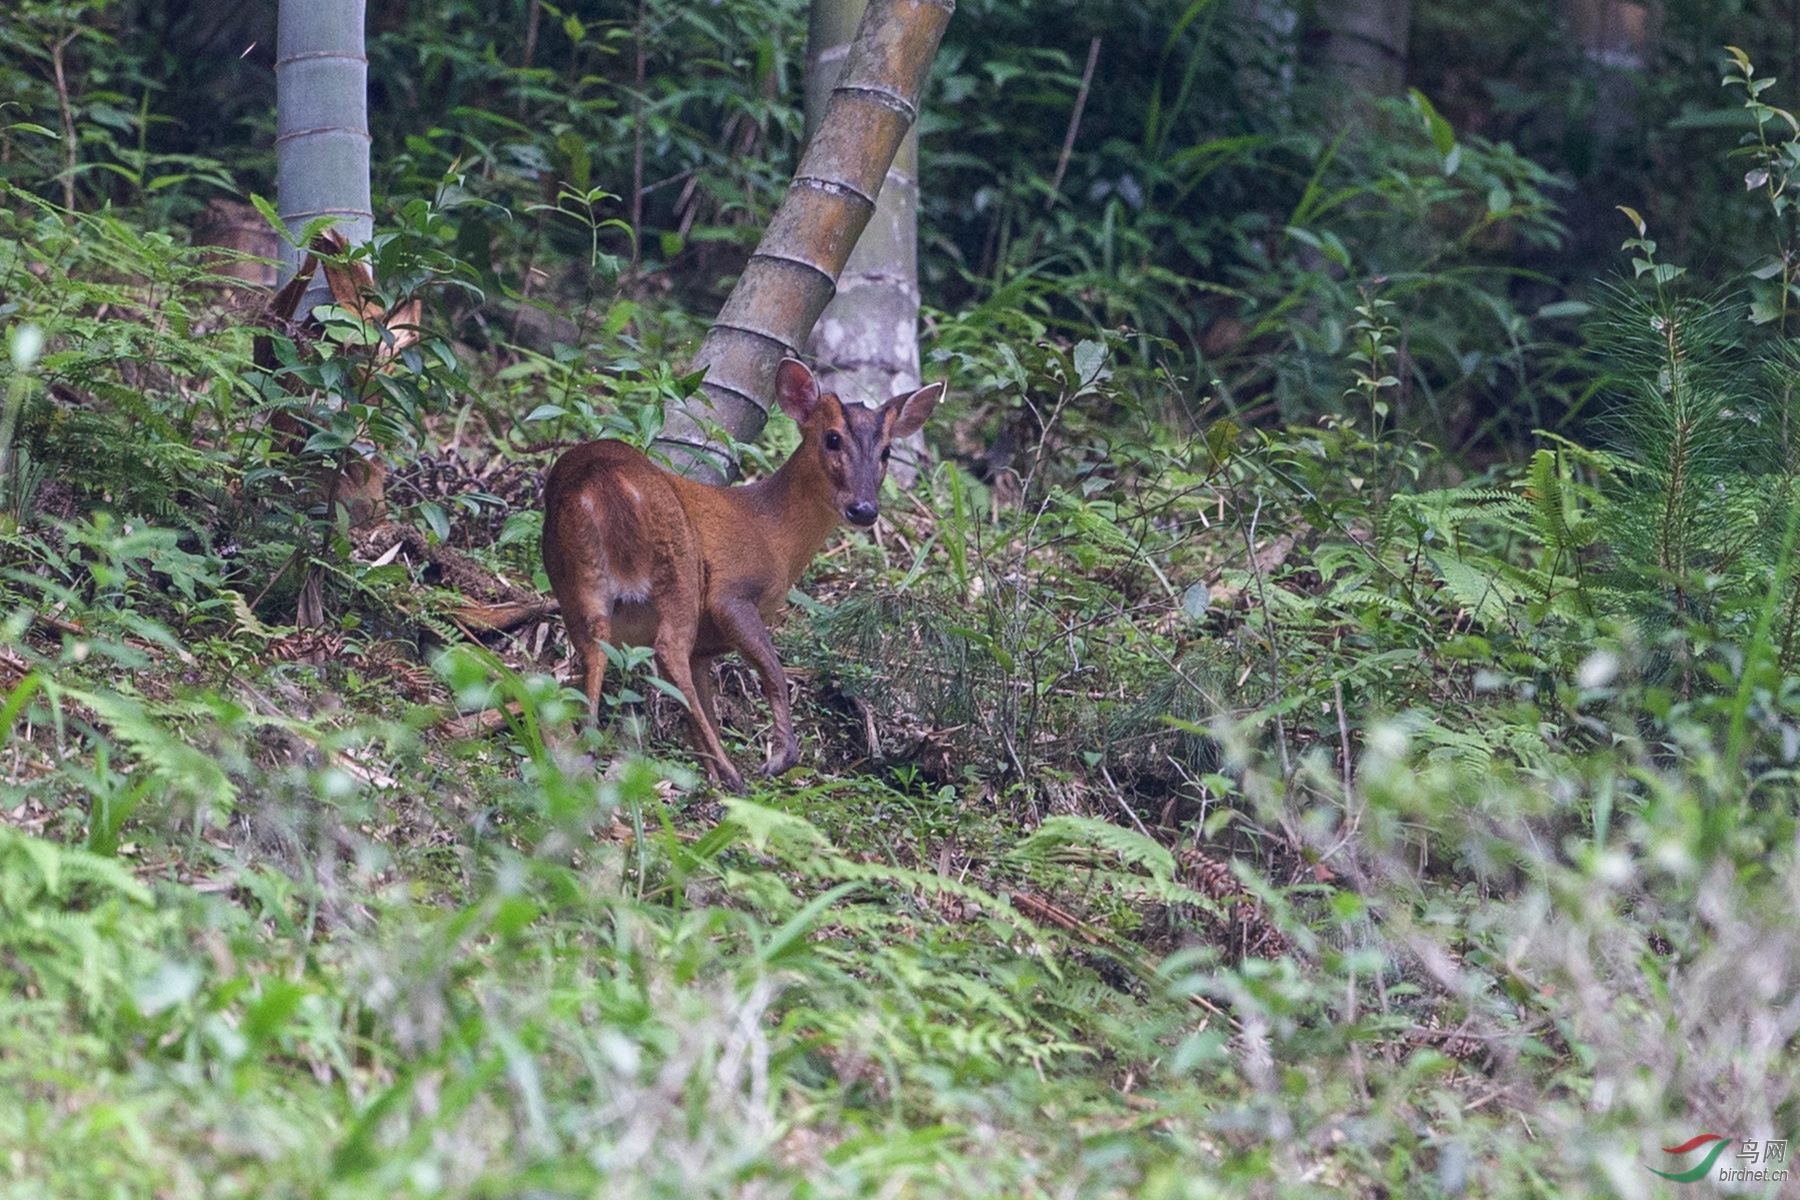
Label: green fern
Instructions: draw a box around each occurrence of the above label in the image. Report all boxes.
[1010,815,1178,878]
[0,825,151,906]
[66,687,237,826]
[724,799,1055,948]
[1007,815,1227,917]
[0,824,165,1019]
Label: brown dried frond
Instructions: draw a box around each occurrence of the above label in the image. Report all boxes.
[1178,847,1291,962]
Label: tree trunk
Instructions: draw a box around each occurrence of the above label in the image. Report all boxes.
[1306,0,1411,98]
[652,0,954,483]
[803,0,925,485]
[275,0,373,317]
[1561,0,1657,69]
[1559,0,1661,141]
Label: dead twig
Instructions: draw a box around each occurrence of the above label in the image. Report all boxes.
[1006,889,1103,944]
[439,703,522,739]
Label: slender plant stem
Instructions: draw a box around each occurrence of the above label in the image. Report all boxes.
[519,0,541,115]
[1046,36,1101,210]
[50,30,78,211]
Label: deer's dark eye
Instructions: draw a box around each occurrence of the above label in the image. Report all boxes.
[880,447,891,462]
[824,431,843,452]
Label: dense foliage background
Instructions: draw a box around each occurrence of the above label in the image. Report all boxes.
[6,0,1800,1196]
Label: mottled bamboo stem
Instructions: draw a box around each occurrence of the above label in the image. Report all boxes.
[654,0,954,482]
[805,0,926,486]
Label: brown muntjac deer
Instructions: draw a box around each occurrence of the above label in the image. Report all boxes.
[541,358,943,792]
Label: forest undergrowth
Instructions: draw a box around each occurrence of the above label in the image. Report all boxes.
[5,10,1800,1199]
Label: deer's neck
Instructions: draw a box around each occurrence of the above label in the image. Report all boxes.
[743,450,841,590]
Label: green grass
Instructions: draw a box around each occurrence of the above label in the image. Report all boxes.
[1,455,1797,1198]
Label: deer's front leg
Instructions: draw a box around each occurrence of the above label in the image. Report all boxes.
[712,599,800,778]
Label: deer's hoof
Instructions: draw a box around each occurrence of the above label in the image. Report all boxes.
[703,756,747,794]
[759,747,800,779]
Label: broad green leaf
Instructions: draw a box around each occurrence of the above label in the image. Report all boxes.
[1072,338,1106,386]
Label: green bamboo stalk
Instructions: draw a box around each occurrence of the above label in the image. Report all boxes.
[804,0,926,484]
[654,0,954,482]
[274,0,373,318]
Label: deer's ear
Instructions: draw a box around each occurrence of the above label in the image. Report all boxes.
[775,358,822,424]
[887,381,944,440]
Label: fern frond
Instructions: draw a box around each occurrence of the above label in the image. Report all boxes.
[1430,554,1520,628]
[0,824,153,906]
[1008,815,1176,879]
[66,687,237,821]
[820,858,1053,949]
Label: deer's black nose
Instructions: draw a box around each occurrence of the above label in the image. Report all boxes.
[845,501,879,527]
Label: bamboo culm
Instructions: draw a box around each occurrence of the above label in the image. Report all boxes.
[652,0,953,483]
[803,0,927,485]
[274,0,374,319]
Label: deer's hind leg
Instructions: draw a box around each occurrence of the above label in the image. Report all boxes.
[646,561,742,791]
[548,573,614,725]
[543,491,622,727]
[579,611,613,724]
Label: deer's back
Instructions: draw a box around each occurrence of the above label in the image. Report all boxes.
[542,440,785,623]
[544,441,697,598]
